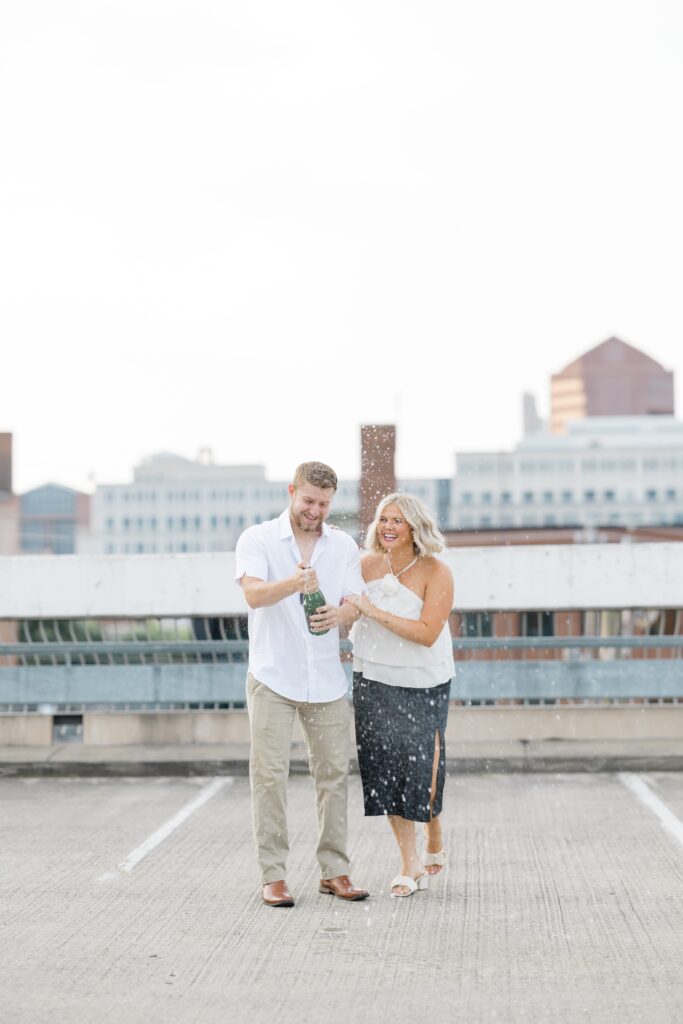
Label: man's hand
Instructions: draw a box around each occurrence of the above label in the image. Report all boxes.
[308,604,342,632]
[309,599,361,632]
[292,562,319,595]
[241,566,318,609]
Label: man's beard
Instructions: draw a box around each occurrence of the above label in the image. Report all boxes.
[296,511,321,532]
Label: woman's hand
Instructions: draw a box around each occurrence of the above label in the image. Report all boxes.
[344,593,373,617]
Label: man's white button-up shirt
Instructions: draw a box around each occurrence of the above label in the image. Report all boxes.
[235,509,364,703]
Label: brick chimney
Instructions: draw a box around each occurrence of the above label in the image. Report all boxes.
[0,433,12,495]
[359,424,396,540]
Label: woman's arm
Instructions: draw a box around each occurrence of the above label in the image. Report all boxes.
[346,560,454,648]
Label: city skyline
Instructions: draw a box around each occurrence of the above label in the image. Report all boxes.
[5,331,681,495]
[3,2,683,493]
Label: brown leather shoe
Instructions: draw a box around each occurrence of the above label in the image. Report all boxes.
[262,880,295,907]
[319,875,369,901]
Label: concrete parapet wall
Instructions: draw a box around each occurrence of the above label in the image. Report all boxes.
[0,704,667,747]
[0,714,52,745]
[453,704,683,742]
[4,542,683,616]
[2,705,682,747]
[83,710,252,746]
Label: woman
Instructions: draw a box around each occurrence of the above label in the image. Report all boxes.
[346,492,454,897]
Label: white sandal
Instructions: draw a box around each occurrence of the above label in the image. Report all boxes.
[424,850,447,872]
[390,874,429,898]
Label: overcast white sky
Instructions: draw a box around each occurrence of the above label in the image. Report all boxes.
[2,0,683,493]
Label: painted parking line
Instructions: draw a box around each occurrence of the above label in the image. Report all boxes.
[98,777,233,880]
[619,772,683,851]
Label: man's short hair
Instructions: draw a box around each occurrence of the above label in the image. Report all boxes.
[292,462,338,491]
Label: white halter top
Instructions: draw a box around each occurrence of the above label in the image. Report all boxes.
[351,577,455,689]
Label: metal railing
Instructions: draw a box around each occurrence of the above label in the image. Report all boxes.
[2,633,683,665]
[1,624,683,711]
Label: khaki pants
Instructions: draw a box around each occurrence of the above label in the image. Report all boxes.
[246,673,352,885]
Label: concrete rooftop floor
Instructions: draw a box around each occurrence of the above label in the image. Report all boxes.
[3,771,683,1024]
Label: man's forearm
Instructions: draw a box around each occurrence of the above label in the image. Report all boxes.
[242,577,298,608]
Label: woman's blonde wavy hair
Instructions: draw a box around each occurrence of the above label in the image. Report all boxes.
[365,492,445,557]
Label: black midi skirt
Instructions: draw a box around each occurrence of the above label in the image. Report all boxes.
[352,672,450,823]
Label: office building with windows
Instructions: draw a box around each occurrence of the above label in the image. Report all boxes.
[20,484,91,554]
[91,451,450,554]
[450,416,683,533]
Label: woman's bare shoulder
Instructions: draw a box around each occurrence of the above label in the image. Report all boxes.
[422,556,454,583]
[360,551,385,580]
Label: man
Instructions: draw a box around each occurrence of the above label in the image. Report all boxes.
[235,461,369,908]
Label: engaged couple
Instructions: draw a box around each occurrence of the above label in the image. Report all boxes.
[235,461,455,907]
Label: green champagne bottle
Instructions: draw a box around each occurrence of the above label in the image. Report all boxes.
[302,587,329,636]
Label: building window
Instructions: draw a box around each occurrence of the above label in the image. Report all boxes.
[542,491,553,504]
[561,490,573,504]
[194,516,201,530]
[123,517,130,530]
[666,489,676,501]
[481,492,492,505]
[106,518,114,531]
[461,612,493,638]
[522,611,554,637]
[604,490,615,502]
[501,492,512,505]
[584,490,596,503]
[645,489,657,502]
[523,491,534,505]
[461,492,473,505]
